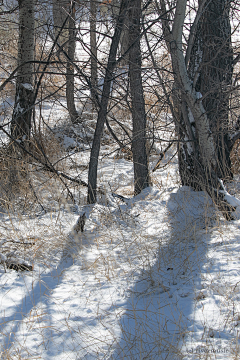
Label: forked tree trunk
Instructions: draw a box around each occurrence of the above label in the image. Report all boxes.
[128,0,149,195]
[11,0,35,144]
[87,0,130,204]
[111,0,129,64]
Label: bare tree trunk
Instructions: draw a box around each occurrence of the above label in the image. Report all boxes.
[87,0,130,204]
[199,0,233,181]
[183,0,233,183]
[120,16,129,64]
[129,0,149,195]
[52,0,78,123]
[11,0,35,144]
[52,0,69,45]
[66,2,78,123]
[111,0,129,64]
[90,0,98,102]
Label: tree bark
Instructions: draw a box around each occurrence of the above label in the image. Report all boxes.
[11,0,35,143]
[90,0,98,102]
[66,2,78,123]
[184,0,233,184]
[129,0,149,195]
[52,0,69,45]
[162,0,235,219]
[199,0,233,181]
[87,0,130,204]
[52,0,78,123]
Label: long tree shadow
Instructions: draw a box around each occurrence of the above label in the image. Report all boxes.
[0,229,78,357]
[110,186,218,360]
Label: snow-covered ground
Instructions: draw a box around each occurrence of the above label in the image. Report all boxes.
[1,109,240,360]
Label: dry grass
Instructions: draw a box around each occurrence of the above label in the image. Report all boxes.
[0,128,67,213]
[29,128,65,167]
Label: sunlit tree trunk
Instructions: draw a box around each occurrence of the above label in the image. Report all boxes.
[11,0,35,144]
[129,0,149,195]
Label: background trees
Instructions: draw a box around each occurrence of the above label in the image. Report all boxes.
[0,0,239,219]
[52,0,79,123]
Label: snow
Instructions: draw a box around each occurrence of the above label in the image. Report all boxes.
[22,83,34,91]
[1,132,240,359]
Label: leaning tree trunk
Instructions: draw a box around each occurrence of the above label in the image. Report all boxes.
[128,0,149,195]
[11,0,35,144]
[66,2,78,123]
[87,0,130,204]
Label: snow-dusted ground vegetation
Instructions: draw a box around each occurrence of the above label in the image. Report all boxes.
[1,98,240,360]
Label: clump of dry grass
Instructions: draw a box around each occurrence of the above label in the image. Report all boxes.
[0,128,67,212]
[30,128,65,167]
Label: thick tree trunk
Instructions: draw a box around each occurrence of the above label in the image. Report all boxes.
[128,0,149,195]
[87,0,130,204]
[66,2,78,123]
[163,0,235,219]
[200,0,233,181]
[180,0,233,184]
[11,0,35,143]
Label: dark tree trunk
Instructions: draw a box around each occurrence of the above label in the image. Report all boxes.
[52,0,69,45]
[179,0,233,187]
[90,0,98,102]
[162,0,235,219]
[87,0,130,204]
[128,0,149,195]
[52,0,78,123]
[11,0,35,144]
[200,0,233,181]
[66,2,78,123]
